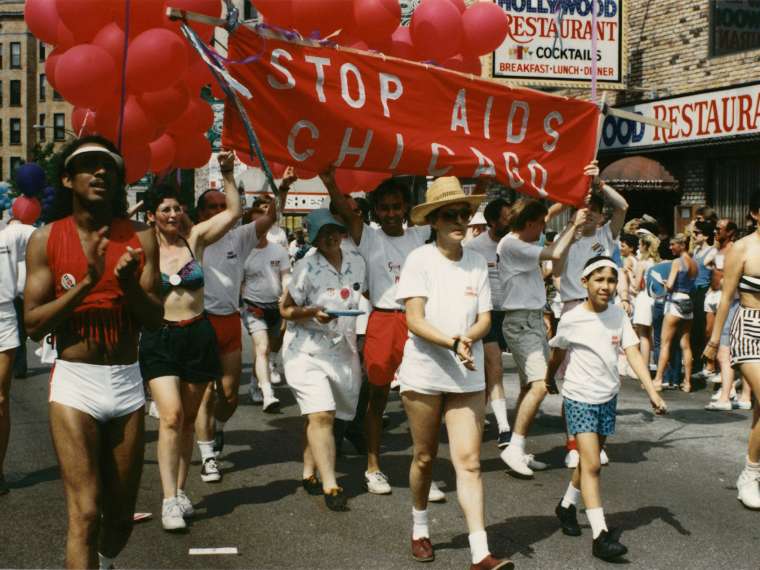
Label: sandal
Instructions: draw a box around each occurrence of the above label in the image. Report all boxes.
[324,487,348,511]
[680,384,692,393]
[302,475,323,496]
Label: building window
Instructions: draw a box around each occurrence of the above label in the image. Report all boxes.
[10,42,21,69]
[54,113,65,141]
[39,42,46,62]
[0,119,3,146]
[10,118,21,145]
[39,74,46,102]
[10,157,23,177]
[0,80,3,106]
[710,0,760,57]
[0,43,3,69]
[10,80,21,106]
[38,113,46,142]
[53,89,63,101]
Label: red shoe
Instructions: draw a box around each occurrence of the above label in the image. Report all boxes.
[411,536,434,562]
[470,554,514,570]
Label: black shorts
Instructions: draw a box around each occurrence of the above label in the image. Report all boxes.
[139,316,222,383]
[483,310,507,351]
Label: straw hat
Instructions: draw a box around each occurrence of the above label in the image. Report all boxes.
[410,177,486,226]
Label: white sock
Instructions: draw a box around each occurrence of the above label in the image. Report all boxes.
[508,433,525,451]
[561,482,581,508]
[98,553,115,570]
[586,507,607,539]
[412,508,429,540]
[490,399,510,433]
[197,440,215,461]
[746,457,760,471]
[468,530,490,564]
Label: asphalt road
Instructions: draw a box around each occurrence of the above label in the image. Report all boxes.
[2,339,759,569]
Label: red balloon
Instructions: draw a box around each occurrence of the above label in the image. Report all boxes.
[122,143,152,184]
[139,83,190,126]
[461,2,508,57]
[44,47,65,90]
[167,98,214,135]
[56,0,114,42]
[92,23,128,77]
[388,26,417,61]
[292,0,353,38]
[182,53,214,95]
[127,28,188,93]
[95,96,155,146]
[257,0,293,29]
[55,44,117,109]
[164,0,221,42]
[71,107,96,136]
[55,21,77,49]
[171,133,211,169]
[461,55,482,75]
[112,0,165,38]
[24,0,60,44]
[446,0,467,13]
[411,0,462,61]
[149,134,176,173]
[12,196,42,225]
[293,166,317,180]
[354,0,400,43]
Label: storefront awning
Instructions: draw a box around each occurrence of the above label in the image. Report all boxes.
[600,156,679,191]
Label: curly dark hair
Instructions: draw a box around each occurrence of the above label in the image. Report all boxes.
[49,135,127,222]
[144,182,183,214]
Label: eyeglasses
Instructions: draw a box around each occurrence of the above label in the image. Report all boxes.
[438,207,472,223]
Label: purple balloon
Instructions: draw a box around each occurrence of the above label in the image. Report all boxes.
[15,163,47,197]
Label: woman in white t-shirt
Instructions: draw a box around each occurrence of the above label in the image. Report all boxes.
[546,256,666,562]
[395,178,508,570]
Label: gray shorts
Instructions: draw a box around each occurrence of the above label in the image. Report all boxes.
[502,309,549,385]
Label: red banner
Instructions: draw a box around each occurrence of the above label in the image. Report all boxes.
[222,25,600,205]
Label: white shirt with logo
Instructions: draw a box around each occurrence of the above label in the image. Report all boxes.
[560,223,615,302]
[396,244,491,393]
[550,303,639,404]
[357,224,430,310]
[464,231,505,308]
[0,223,35,315]
[267,225,289,250]
[497,233,546,311]
[203,221,259,315]
[242,241,291,304]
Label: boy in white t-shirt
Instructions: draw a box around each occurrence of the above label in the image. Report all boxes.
[546,256,666,562]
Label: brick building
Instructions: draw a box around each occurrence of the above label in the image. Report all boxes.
[0,0,72,184]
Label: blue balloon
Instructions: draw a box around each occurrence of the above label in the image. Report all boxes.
[15,163,47,197]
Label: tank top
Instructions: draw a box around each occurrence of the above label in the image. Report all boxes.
[673,257,696,293]
[693,246,714,288]
[47,216,144,344]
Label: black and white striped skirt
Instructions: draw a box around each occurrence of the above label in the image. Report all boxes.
[730,307,760,366]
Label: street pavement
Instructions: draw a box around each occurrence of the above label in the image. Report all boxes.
[2,339,759,569]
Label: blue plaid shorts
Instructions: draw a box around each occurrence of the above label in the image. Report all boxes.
[564,396,617,436]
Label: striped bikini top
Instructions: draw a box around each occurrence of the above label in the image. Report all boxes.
[739,274,760,293]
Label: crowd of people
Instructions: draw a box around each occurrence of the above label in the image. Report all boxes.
[0,135,759,570]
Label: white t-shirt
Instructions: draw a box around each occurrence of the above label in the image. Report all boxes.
[464,231,505,308]
[550,303,639,404]
[560,223,615,302]
[242,241,291,304]
[203,221,259,315]
[0,223,35,313]
[267,225,289,250]
[396,244,491,393]
[357,224,430,310]
[497,233,546,311]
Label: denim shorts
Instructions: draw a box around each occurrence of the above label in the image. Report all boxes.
[564,395,617,436]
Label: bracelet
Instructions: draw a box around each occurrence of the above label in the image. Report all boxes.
[451,338,460,354]
[220,168,234,174]
[707,340,719,348]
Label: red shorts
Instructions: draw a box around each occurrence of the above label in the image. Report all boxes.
[363,310,408,386]
[207,312,243,355]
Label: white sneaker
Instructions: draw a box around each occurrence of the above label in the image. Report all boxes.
[705,400,733,411]
[565,449,579,469]
[525,454,548,471]
[200,457,222,483]
[148,401,160,419]
[428,481,446,503]
[600,449,610,466]
[733,400,752,411]
[262,389,280,413]
[706,371,722,384]
[176,490,194,517]
[249,379,263,405]
[269,365,283,386]
[736,468,760,510]
[364,471,392,495]
[500,445,534,478]
[161,498,187,531]
[711,388,736,402]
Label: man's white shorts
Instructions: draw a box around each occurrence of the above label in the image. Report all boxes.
[283,343,360,421]
[0,310,20,352]
[704,288,721,313]
[49,360,145,423]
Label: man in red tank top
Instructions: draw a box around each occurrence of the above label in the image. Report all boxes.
[24,136,162,569]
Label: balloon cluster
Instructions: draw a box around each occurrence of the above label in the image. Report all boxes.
[14,163,47,197]
[0,182,12,213]
[24,0,222,184]
[257,0,508,74]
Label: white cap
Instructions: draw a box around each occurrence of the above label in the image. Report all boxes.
[468,211,487,226]
[64,144,124,170]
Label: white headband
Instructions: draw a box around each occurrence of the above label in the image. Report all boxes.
[582,259,619,279]
[64,144,124,170]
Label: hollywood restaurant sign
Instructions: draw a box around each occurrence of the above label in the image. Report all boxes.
[490,0,627,89]
[599,82,760,151]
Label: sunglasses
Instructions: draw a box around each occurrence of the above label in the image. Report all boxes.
[438,207,472,223]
